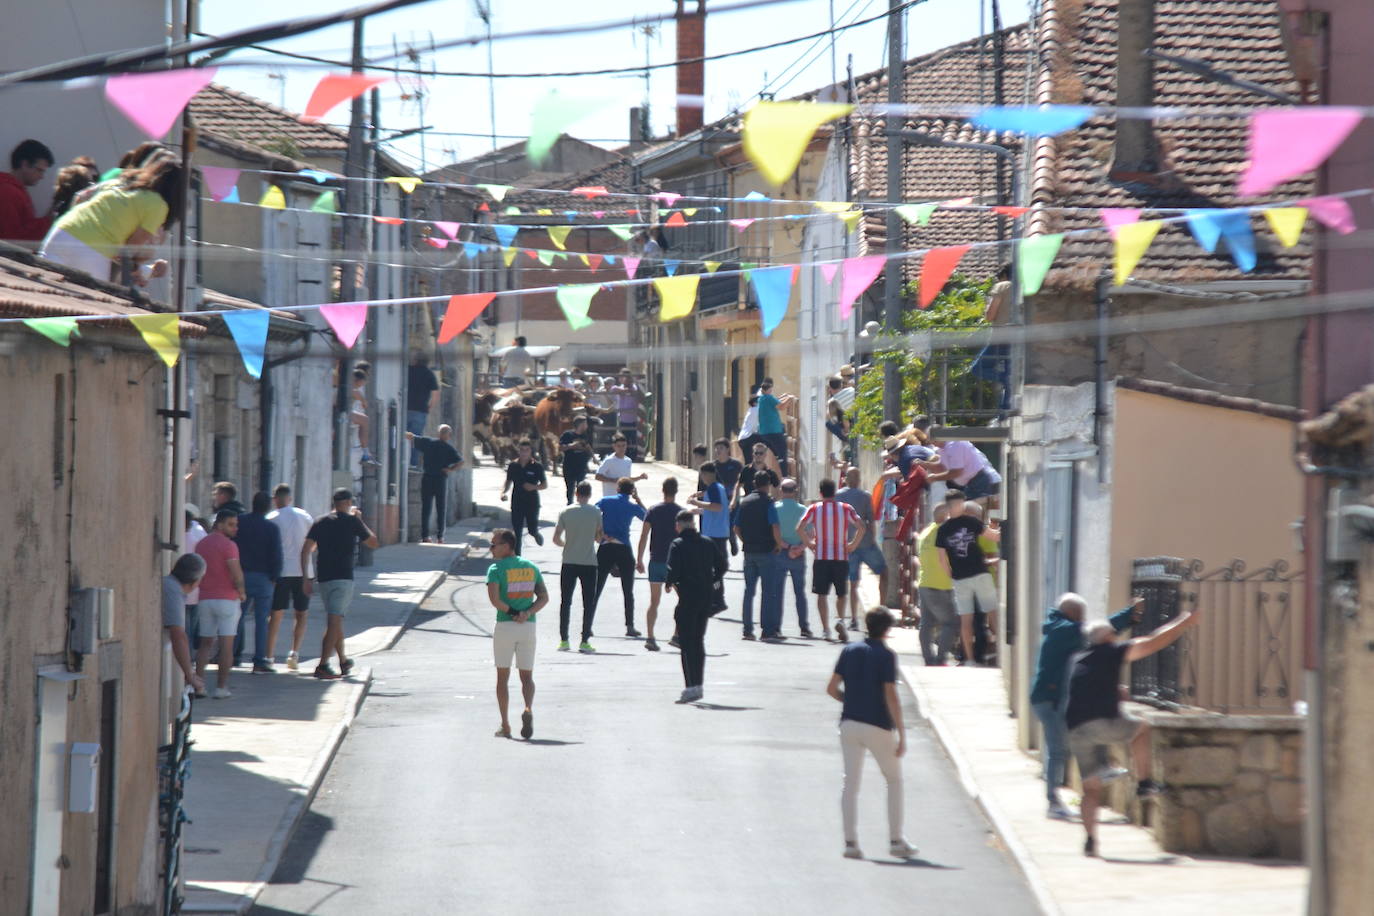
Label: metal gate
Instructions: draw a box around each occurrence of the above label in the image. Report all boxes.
[159,690,194,914]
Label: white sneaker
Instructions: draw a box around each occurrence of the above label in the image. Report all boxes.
[210,687,232,699]
[1093,766,1130,784]
[843,843,863,859]
[286,652,299,671]
[889,838,918,859]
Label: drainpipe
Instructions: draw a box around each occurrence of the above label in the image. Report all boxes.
[1093,274,1110,483]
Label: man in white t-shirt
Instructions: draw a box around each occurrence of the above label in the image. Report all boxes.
[594,434,648,498]
[265,483,316,670]
[500,336,537,386]
[738,394,761,457]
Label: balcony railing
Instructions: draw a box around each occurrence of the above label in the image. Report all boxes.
[915,346,1009,427]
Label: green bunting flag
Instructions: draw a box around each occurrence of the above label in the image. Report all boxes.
[22,317,80,346]
[555,284,598,331]
[1017,233,1064,297]
[310,191,337,213]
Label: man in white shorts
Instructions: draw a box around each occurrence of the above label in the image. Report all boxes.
[486,528,549,739]
[934,489,1001,665]
[194,509,247,698]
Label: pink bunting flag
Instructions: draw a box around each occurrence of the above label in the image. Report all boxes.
[425,237,449,249]
[838,255,886,321]
[573,186,609,199]
[623,256,641,280]
[304,73,388,123]
[1300,196,1358,235]
[730,218,755,232]
[433,221,460,240]
[1238,107,1363,197]
[656,192,682,206]
[591,210,606,219]
[819,263,839,284]
[319,303,369,349]
[199,165,241,202]
[1099,208,1142,237]
[104,68,217,139]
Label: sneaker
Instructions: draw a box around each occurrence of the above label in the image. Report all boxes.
[742,632,756,641]
[532,531,544,546]
[668,636,680,648]
[677,688,696,704]
[626,627,642,638]
[835,622,849,643]
[579,641,596,654]
[645,639,660,651]
[691,686,703,701]
[252,661,275,674]
[285,651,299,671]
[762,634,784,643]
[1048,801,1074,820]
[1136,778,1165,798]
[843,843,864,860]
[889,838,919,859]
[494,725,511,738]
[1093,766,1130,785]
[558,640,571,651]
[340,658,355,677]
[210,686,232,699]
[1084,836,1097,857]
[850,618,860,631]
[800,628,815,639]
[520,710,534,740]
[314,665,341,680]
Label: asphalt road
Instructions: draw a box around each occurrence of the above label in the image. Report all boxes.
[251,497,1038,915]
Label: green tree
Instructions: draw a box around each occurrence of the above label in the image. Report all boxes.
[850,275,996,447]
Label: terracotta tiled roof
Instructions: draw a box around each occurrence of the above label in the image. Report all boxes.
[1029,0,1312,289]
[190,84,347,157]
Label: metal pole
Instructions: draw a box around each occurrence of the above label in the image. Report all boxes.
[336,19,367,474]
[881,0,904,423]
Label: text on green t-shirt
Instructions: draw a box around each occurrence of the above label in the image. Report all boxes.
[487,556,543,621]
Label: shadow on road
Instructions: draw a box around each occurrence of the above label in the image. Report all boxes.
[871,857,961,870]
[691,703,760,711]
[521,738,584,746]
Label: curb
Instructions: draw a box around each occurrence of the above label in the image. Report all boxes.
[899,662,1063,916]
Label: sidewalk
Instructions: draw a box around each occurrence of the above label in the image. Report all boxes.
[180,535,478,915]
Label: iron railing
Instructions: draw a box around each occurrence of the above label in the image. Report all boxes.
[916,347,1009,428]
[1129,557,1304,714]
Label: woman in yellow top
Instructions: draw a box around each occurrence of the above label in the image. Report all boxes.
[40,157,182,285]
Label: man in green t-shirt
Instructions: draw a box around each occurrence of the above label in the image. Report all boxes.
[916,504,959,666]
[486,528,549,739]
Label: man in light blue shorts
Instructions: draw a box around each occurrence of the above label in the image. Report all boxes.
[836,467,886,632]
[302,488,379,680]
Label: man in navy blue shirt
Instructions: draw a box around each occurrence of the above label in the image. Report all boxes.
[689,462,731,613]
[826,607,916,861]
[595,478,648,637]
[234,491,282,673]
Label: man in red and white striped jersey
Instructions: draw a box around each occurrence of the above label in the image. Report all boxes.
[797,478,866,643]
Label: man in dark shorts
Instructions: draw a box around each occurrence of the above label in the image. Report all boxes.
[406,424,463,543]
[636,476,682,651]
[1068,606,1200,857]
[501,440,547,553]
[559,416,594,505]
[798,478,865,642]
[665,510,727,703]
[266,483,315,670]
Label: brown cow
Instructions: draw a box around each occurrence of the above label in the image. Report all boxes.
[533,388,585,472]
[488,395,538,466]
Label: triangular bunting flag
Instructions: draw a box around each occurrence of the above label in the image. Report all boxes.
[528,91,614,165]
[1017,234,1063,296]
[895,203,936,225]
[591,210,605,219]
[462,241,483,259]
[991,206,1029,218]
[607,225,635,241]
[104,68,217,138]
[819,263,839,284]
[572,186,608,199]
[201,166,240,202]
[741,191,771,202]
[480,184,512,202]
[704,261,721,274]
[654,274,700,323]
[425,238,449,249]
[1264,207,1307,248]
[623,257,641,280]
[586,254,603,272]
[384,176,422,194]
[537,209,553,216]
[664,211,688,227]
[310,191,336,213]
[1113,220,1162,286]
[536,250,555,266]
[299,168,334,183]
[656,192,682,206]
[838,255,885,321]
[319,303,368,348]
[1186,209,1225,253]
[22,317,80,346]
[918,245,971,308]
[502,247,518,267]
[439,293,495,343]
[259,186,286,209]
[604,255,617,266]
[663,260,680,276]
[547,225,573,250]
[578,254,590,267]
[969,105,1092,135]
[504,206,521,215]
[223,186,239,203]
[1302,196,1357,235]
[303,73,387,122]
[221,310,269,379]
[493,224,519,248]
[1100,208,1142,237]
[730,218,755,232]
[751,266,794,337]
[683,208,698,217]
[813,201,853,214]
[1212,210,1257,272]
[128,314,180,367]
[433,221,460,240]
[839,209,864,233]
[1238,108,1363,197]
[741,101,854,186]
[373,216,404,226]
[555,284,598,331]
[524,249,539,262]
[477,202,490,212]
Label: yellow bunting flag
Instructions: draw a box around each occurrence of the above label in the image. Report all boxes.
[839,209,864,233]
[1113,219,1162,286]
[547,225,573,251]
[502,247,518,267]
[741,101,854,186]
[813,201,853,214]
[1264,207,1308,248]
[683,208,698,217]
[704,261,721,274]
[653,274,701,323]
[128,314,181,367]
[384,176,422,194]
[259,185,285,209]
[537,208,553,216]
[578,254,590,266]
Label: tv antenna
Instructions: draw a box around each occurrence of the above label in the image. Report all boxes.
[473,0,497,151]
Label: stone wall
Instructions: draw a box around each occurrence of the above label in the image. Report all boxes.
[1143,711,1304,858]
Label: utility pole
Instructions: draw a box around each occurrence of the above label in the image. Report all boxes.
[336,19,367,475]
[881,0,904,423]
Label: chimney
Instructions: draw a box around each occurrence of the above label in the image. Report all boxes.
[629,107,649,149]
[675,0,706,137]
[1110,0,1158,179]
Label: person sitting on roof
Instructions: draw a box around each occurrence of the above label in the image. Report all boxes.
[0,139,55,245]
[39,157,182,286]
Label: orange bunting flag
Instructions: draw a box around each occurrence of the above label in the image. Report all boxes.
[373,216,404,226]
[303,73,388,122]
[918,245,971,308]
[664,211,688,227]
[572,186,609,198]
[439,293,495,344]
[991,205,1029,218]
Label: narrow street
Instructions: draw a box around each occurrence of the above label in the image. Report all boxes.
[250,464,1038,914]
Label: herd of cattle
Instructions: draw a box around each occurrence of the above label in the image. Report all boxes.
[472,386,609,469]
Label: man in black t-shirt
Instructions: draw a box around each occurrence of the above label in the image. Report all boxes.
[734,471,785,640]
[935,489,1001,665]
[406,425,463,543]
[1066,606,1201,857]
[559,417,594,505]
[406,354,440,467]
[302,488,379,680]
[501,440,548,554]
